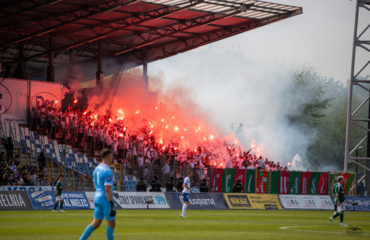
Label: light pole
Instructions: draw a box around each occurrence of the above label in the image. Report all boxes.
[355,146,363,195]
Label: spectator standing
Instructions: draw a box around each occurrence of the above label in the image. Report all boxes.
[4,137,14,161]
[38,152,46,172]
[162,161,170,183]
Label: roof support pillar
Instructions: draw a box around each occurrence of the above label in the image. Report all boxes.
[143,48,148,92]
[47,37,55,82]
[96,41,104,89]
[13,44,28,79]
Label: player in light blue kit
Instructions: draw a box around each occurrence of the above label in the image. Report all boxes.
[79,149,116,240]
[181,170,193,218]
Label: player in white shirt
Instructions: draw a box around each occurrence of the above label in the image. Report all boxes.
[181,170,193,218]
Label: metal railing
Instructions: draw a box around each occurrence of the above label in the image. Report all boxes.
[57,166,64,176]
[78,176,85,191]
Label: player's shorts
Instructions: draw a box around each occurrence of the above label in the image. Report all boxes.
[182,193,189,202]
[55,195,63,201]
[94,202,116,221]
[338,202,346,212]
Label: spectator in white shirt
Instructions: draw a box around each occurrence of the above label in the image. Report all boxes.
[257,156,264,168]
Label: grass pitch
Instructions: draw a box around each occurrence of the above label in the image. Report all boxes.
[0,210,369,240]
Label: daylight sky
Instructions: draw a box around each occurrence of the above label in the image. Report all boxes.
[144,0,370,166]
[151,0,369,82]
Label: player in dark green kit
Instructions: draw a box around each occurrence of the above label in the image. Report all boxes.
[329,176,348,226]
[332,178,338,214]
[53,175,65,213]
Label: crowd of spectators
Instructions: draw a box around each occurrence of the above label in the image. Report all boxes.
[29,105,289,184]
[0,137,51,187]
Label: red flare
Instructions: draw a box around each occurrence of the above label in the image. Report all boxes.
[174,126,179,131]
[214,162,216,166]
[109,118,112,122]
[74,100,77,103]
[84,112,87,115]
[161,119,164,122]
[149,131,153,135]
[119,133,123,137]
[55,101,58,104]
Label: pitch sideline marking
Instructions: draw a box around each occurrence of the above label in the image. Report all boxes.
[279,226,369,235]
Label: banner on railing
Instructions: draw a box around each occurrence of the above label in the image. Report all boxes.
[289,171,301,194]
[279,195,334,210]
[212,168,224,193]
[113,192,170,209]
[0,191,33,210]
[328,172,356,195]
[0,186,54,192]
[245,170,255,193]
[0,79,28,124]
[165,193,228,210]
[222,169,236,193]
[85,192,95,209]
[28,191,90,210]
[330,196,370,211]
[255,170,269,194]
[223,193,283,210]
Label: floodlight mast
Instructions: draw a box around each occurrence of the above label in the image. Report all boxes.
[344,0,370,180]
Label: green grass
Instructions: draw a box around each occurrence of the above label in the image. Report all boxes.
[0,210,369,239]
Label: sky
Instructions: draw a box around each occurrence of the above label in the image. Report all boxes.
[142,0,370,167]
[150,0,369,82]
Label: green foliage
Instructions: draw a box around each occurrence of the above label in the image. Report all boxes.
[287,67,333,127]
[289,67,370,171]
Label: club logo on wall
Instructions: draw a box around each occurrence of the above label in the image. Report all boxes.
[0,84,12,115]
[31,92,60,109]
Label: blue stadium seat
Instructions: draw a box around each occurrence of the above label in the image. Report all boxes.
[128,176,133,181]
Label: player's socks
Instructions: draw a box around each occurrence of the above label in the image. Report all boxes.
[182,204,187,216]
[106,226,114,240]
[340,212,344,223]
[79,225,95,240]
[53,202,59,210]
[60,201,64,209]
[332,212,340,219]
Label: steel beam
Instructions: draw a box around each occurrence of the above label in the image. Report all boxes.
[96,41,104,89]
[13,44,28,79]
[0,0,62,21]
[0,0,142,46]
[47,37,55,82]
